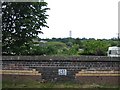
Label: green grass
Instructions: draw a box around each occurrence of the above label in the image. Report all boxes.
[2,80,120,88]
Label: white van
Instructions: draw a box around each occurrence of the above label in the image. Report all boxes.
[107,46,120,57]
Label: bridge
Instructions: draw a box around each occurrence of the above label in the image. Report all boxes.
[2,56,120,85]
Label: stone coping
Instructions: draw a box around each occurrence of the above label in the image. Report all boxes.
[0,69,41,75]
[2,56,120,61]
[76,70,120,76]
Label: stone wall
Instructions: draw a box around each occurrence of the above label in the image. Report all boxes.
[2,56,120,85]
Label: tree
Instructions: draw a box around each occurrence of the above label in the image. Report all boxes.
[82,40,110,56]
[74,38,83,48]
[2,2,50,55]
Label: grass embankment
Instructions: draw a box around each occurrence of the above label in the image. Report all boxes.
[2,80,120,88]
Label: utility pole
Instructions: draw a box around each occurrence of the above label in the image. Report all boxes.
[68,30,72,47]
[118,33,120,47]
[117,1,120,46]
[69,30,72,38]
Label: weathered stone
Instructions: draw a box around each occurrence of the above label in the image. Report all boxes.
[2,56,120,85]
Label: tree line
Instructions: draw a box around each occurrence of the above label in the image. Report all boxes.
[30,37,118,56]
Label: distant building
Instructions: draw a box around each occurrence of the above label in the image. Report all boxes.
[40,40,47,43]
[32,39,47,46]
[39,0,44,2]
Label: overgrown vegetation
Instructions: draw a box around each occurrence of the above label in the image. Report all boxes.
[4,37,117,56]
[2,37,119,55]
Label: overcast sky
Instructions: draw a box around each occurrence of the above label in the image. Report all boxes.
[39,0,119,39]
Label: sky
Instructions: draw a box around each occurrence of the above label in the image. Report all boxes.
[39,0,120,39]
